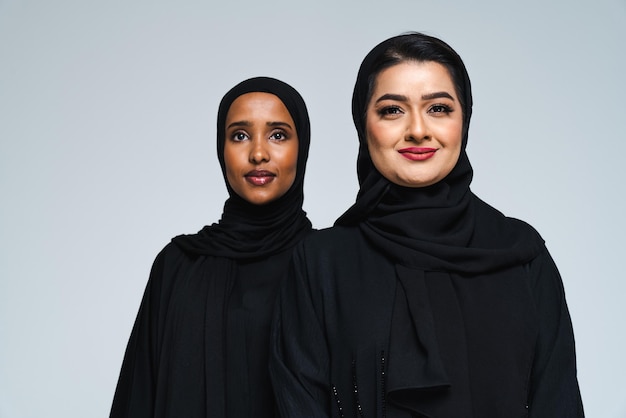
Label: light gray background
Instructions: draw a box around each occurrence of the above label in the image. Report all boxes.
[1,0,624,417]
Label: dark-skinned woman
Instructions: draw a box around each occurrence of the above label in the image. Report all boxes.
[111,77,313,418]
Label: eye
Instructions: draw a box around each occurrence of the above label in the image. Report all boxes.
[428,104,453,114]
[231,131,249,142]
[270,131,288,141]
[378,105,404,117]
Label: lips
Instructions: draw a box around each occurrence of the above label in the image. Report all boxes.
[245,169,276,186]
[398,147,437,161]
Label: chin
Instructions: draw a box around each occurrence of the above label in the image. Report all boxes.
[392,174,437,188]
[246,197,274,205]
[245,192,283,205]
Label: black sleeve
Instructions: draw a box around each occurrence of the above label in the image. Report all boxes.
[269,243,332,418]
[109,249,167,418]
[528,249,584,417]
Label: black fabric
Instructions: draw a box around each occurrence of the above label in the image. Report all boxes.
[271,34,582,417]
[270,229,584,417]
[111,77,313,418]
[331,34,549,414]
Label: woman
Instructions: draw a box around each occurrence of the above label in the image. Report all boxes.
[270,33,584,417]
[111,77,312,417]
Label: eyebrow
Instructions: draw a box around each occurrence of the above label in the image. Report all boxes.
[267,121,293,129]
[227,121,252,130]
[422,91,455,101]
[374,91,455,103]
[226,120,293,130]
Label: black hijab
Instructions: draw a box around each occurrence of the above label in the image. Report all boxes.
[174,77,312,258]
[336,33,545,414]
[336,33,544,273]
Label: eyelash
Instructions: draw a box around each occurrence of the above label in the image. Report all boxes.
[231,131,249,142]
[377,104,453,117]
[429,104,453,114]
[230,130,290,142]
[270,130,289,141]
[379,106,401,115]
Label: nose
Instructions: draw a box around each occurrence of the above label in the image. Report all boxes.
[405,111,430,142]
[249,138,270,164]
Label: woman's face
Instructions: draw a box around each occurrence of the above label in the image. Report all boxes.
[224,92,299,205]
[365,61,464,188]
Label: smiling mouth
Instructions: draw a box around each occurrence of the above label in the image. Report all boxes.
[245,170,276,186]
[398,147,437,161]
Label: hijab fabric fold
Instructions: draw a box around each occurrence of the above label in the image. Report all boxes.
[335,34,544,415]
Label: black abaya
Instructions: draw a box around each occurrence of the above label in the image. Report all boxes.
[270,33,583,417]
[111,244,297,417]
[110,77,313,418]
[270,226,583,417]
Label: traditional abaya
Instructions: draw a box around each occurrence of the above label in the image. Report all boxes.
[270,35,583,417]
[110,77,312,418]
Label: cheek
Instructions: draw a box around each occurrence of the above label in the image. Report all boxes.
[223,146,242,185]
[285,144,299,179]
[223,142,236,165]
[435,119,463,149]
[275,142,299,185]
[443,127,463,172]
[366,117,399,148]
[448,125,464,155]
[365,125,389,165]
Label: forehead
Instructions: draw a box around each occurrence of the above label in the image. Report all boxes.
[372,61,456,97]
[226,92,293,122]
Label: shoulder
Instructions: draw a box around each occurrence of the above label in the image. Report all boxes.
[143,238,214,303]
[157,240,187,262]
[475,195,537,230]
[526,248,562,290]
[473,195,545,248]
[147,239,195,281]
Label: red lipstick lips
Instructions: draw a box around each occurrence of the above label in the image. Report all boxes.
[398,147,437,161]
[245,169,276,186]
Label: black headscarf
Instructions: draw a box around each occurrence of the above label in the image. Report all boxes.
[336,33,544,273]
[174,77,312,258]
[336,33,545,414]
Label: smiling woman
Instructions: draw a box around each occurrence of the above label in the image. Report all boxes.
[365,61,463,188]
[109,77,312,418]
[270,33,584,418]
